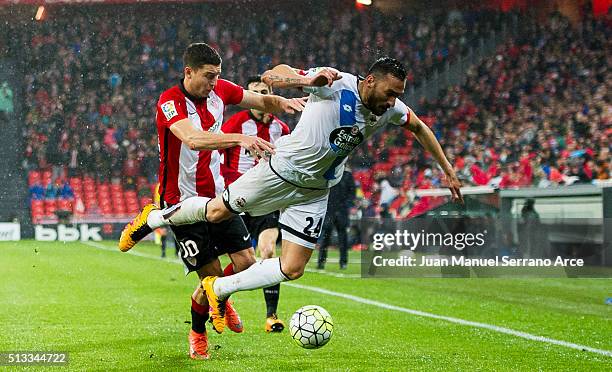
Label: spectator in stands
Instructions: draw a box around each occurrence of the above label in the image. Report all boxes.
[0,81,13,120]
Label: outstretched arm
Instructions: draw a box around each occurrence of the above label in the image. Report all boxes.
[262,64,342,90]
[170,119,275,158]
[404,110,464,203]
[238,90,307,114]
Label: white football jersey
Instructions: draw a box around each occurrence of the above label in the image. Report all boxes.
[270,68,411,189]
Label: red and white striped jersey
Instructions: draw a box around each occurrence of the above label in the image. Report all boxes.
[220,110,290,186]
[156,79,244,205]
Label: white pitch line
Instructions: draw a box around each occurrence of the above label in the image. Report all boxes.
[84,241,361,278]
[285,282,612,358]
[83,241,182,263]
[82,241,612,358]
[304,268,361,278]
[318,258,362,264]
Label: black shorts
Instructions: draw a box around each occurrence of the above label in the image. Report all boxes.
[241,211,280,240]
[170,215,252,273]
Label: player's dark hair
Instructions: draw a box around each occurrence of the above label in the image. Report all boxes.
[246,75,262,87]
[367,57,407,81]
[183,43,222,69]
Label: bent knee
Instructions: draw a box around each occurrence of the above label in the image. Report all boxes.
[206,204,232,223]
[280,262,305,280]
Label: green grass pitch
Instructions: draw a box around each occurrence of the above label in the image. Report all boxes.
[1,240,610,371]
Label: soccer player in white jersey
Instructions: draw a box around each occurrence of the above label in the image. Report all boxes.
[220,75,291,332]
[122,57,463,334]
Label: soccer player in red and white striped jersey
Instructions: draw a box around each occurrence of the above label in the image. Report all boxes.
[220,76,290,332]
[118,43,306,360]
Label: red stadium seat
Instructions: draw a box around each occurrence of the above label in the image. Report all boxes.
[44,199,57,216]
[28,171,41,186]
[57,199,73,211]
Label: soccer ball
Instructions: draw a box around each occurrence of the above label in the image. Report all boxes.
[289,305,334,349]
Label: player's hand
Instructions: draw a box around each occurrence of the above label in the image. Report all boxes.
[262,113,273,124]
[444,171,464,204]
[309,67,342,87]
[239,135,275,159]
[280,97,308,114]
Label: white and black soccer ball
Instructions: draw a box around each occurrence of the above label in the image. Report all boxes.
[289,305,333,349]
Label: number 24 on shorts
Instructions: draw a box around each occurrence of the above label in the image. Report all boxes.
[303,217,322,237]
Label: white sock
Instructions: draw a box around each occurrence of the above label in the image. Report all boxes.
[146,196,210,229]
[214,258,289,299]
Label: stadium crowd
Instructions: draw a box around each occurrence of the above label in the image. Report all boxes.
[12,4,509,182]
[349,10,611,218]
[2,3,608,219]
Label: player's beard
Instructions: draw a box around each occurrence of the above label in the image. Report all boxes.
[374,104,390,116]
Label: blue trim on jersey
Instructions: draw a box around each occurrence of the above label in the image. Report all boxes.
[324,90,357,181]
[323,156,345,180]
[339,89,357,126]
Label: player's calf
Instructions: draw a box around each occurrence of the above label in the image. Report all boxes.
[279,240,313,280]
[228,248,256,272]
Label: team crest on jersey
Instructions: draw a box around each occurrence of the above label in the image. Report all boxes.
[329,126,364,157]
[234,197,246,209]
[161,100,178,120]
[209,98,219,110]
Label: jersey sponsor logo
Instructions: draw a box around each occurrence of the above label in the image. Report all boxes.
[161,100,178,120]
[343,104,353,113]
[209,119,222,133]
[329,126,363,157]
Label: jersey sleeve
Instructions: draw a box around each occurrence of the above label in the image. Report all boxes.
[215,79,244,106]
[157,90,189,128]
[298,67,337,98]
[387,99,411,127]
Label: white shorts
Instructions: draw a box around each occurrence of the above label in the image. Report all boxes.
[222,161,329,249]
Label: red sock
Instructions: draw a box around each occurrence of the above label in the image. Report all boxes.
[223,263,235,276]
[191,297,207,315]
[191,296,208,334]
